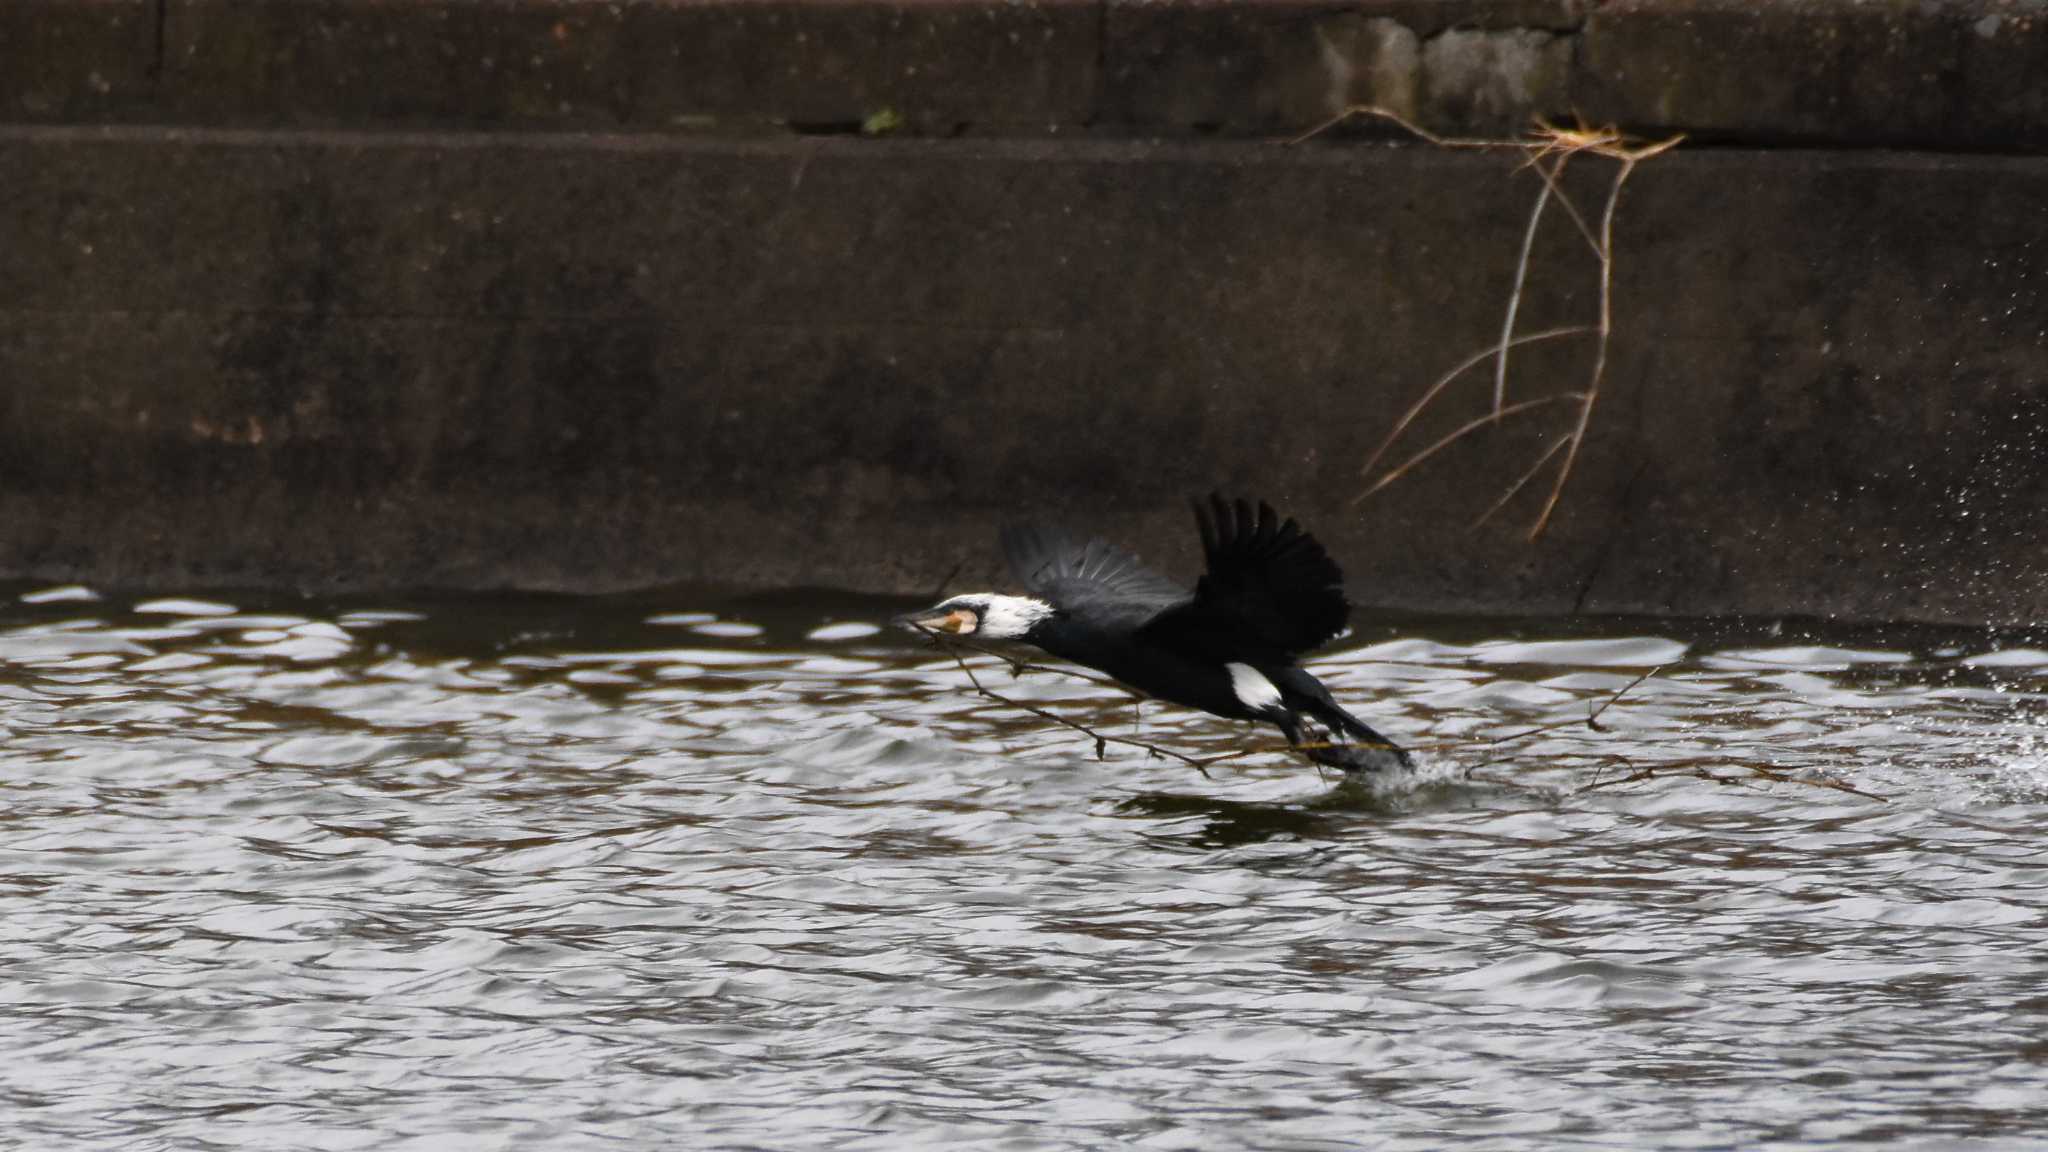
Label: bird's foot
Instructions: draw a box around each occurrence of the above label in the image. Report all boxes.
[1303,740,1413,775]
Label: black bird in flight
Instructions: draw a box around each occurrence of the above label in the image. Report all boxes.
[896,495,1411,773]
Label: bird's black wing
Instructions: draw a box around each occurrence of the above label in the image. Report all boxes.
[1001,521,1190,632]
[1137,495,1350,663]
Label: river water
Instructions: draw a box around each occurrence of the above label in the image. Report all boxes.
[1,585,2043,1150]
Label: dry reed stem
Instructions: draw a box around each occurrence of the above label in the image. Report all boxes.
[1526,156,1629,539]
[1523,149,1603,258]
[1360,393,1585,502]
[1356,325,1593,487]
[1495,156,1561,414]
[1473,434,1572,529]
[1293,106,1681,538]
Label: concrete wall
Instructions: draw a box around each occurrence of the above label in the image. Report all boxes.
[2,2,2045,625]
[8,1,2047,147]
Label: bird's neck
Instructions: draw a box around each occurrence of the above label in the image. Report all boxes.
[976,595,1055,640]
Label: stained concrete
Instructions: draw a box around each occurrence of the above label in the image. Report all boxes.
[4,0,2046,623]
[2,128,2043,623]
[6,1,2048,147]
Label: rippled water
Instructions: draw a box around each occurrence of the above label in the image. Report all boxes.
[3,584,2045,1150]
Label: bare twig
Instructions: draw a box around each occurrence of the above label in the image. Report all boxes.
[912,627,1884,802]
[914,626,1214,777]
[915,629,1403,777]
[1408,665,1661,756]
[1576,756,1888,803]
[926,632,1137,696]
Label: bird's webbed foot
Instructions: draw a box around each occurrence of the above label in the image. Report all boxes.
[1275,713,1411,774]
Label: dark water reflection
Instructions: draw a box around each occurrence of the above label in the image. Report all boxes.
[2,584,2044,1150]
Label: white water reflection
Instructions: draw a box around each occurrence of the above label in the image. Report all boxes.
[0,588,2044,1150]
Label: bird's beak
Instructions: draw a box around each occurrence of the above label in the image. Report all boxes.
[892,607,978,636]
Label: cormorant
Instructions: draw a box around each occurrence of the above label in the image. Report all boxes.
[895,495,1411,773]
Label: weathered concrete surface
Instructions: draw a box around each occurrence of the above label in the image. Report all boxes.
[160,0,1101,134]
[1579,0,2048,150]
[5,1,2047,147]
[0,0,157,122]
[2,128,2043,624]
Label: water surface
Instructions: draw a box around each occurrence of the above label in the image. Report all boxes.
[2,586,2044,1150]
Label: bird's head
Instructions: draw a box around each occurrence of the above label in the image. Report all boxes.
[893,593,1053,641]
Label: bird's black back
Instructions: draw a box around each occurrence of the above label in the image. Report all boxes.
[1000,496,1351,669]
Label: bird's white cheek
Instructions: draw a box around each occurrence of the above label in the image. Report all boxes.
[977,596,1053,639]
[1226,663,1283,710]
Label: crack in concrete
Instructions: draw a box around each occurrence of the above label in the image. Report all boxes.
[1572,457,1646,615]
[150,0,167,85]
[1573,327,1661,617]
[1088,0,1109,130]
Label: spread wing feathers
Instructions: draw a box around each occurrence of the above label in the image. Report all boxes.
[1142,495,1351,661]
[1001,521,1189,629]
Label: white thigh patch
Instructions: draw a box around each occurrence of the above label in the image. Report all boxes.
[1226,662,1283,711]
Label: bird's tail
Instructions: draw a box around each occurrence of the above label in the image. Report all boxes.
[1273,668,1413,771]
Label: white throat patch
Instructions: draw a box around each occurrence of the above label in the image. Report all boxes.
[973,594,1055,640]
[1226,662,1283,711]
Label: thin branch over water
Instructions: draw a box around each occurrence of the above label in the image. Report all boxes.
[912,631,1884,801]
